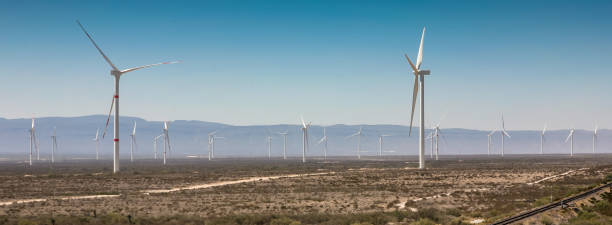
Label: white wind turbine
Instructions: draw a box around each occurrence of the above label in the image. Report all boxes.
[405,27,431,170]
[51,127,57,163]
[28,118,39,166]
[500,114,511,157]
[593,125,598,154]
[93,128,100,160]
[208,131,217,160]
[77,21,179,173]
[347,127,363,159]
[378,134,390,157]
[318,128,329,160]
[279,131,289,160]
[266,135,272,160]
[300,116,311,163]
[426,131,434,158]
[153,134,163,160]
[162,121,172,165]
[487,130,496,156]
[540,124,547,155]
[129,121,137,162]
[565,128,575,157]
[433,125,445,161]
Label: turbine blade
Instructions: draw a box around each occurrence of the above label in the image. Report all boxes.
[503,130,511,138]
[416,27,426,70]
[132,121,137,135]
[120,61,180,74]
[488,130,497,136]
[565,132,572,143]
[76,20,119,71]
[301,115,306,128]
[404,54,419,73]
[409,75,419,135]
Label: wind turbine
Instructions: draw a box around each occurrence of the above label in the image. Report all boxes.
[318,128,328,160]
[487,130,496,156]
[51,127,57,163]
[378,134,390,157]
[347,127,363,159]
[565,128,575,157]
[500,114,511,157]
[593,125,598,154]
[28,118,39,166]
[266,135,272,160]
[93,128,100,160]
[279,131,289,160]
[405,27,431,170]
[129,121,137,162]
[300,116,311,163]
[540,124,547,155]
[153,134,163,160]
[77,21,179,173]
[162,121,172,165]
[433,125,444,161]
[426,131,434,158]
[207,131,217,160]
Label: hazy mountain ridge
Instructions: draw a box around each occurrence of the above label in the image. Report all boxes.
[1,116,609,160]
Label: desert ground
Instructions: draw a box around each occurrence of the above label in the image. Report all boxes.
[1,154,611,225]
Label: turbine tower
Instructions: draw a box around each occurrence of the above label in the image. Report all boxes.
[540,124,547,154]
[565,128,575,157]
[593,125,598,154]
[129,121,137,162]
[279,131,289,160]
[208,131,217,160]
[28,118,39,166]
[500,114,511,157]
[378,134,390,157]
[77,21,179,173]
[93,128,100,160]
[318,128,329,160]
[162,121,172,165]
[347,127,363,159]
[267,136,272,160]
[300,116,311,163]
[405,27,431,170]
[51,127,57,163]
[487,130,496,156]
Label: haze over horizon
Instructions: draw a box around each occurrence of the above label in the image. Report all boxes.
[2,0,612,131]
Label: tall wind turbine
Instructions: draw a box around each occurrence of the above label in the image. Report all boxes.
[77,21,179,173]
[540,124,547,154]
[162,121,172,165]
[279,131,289,160]
[426,131,434,158]
[405,27,431,170]
[153,134,163,160]
[300,116,311,163]
[207,131,217,160]
[593,125,598,154]
[51,127,57,163]
[565,128,575,157]
[318,128,328,160]
[28,118,39,166]
[129,121,137,162]
[93,128,100,160]
[266,136,272,160]
[487,130,496,156]
[347,127,363,159]
[378,134,390,157]
[500,114,511,157]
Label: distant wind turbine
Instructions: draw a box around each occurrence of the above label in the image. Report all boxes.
[540,124,547,154]
[208,131,217,160]
[162,121,172,165]
[300,116,311,163]
[500,114,511,157]
[593,125,598,154]
[565,128,575,157]
[77,21,179,173]
[378,134,390,157]
[153,134,163,160]
[279,131,289,160]
[266,136,272,160]
[28,118,39,166]
[318,128,328,160]
[51,127,57,164]
[130,121,137,162]
[405,27,431,170]
[347,127,363,159]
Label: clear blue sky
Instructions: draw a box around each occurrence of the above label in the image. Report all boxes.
[1,0,611,130]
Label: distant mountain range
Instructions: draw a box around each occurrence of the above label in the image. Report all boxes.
[0,115,609,160]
